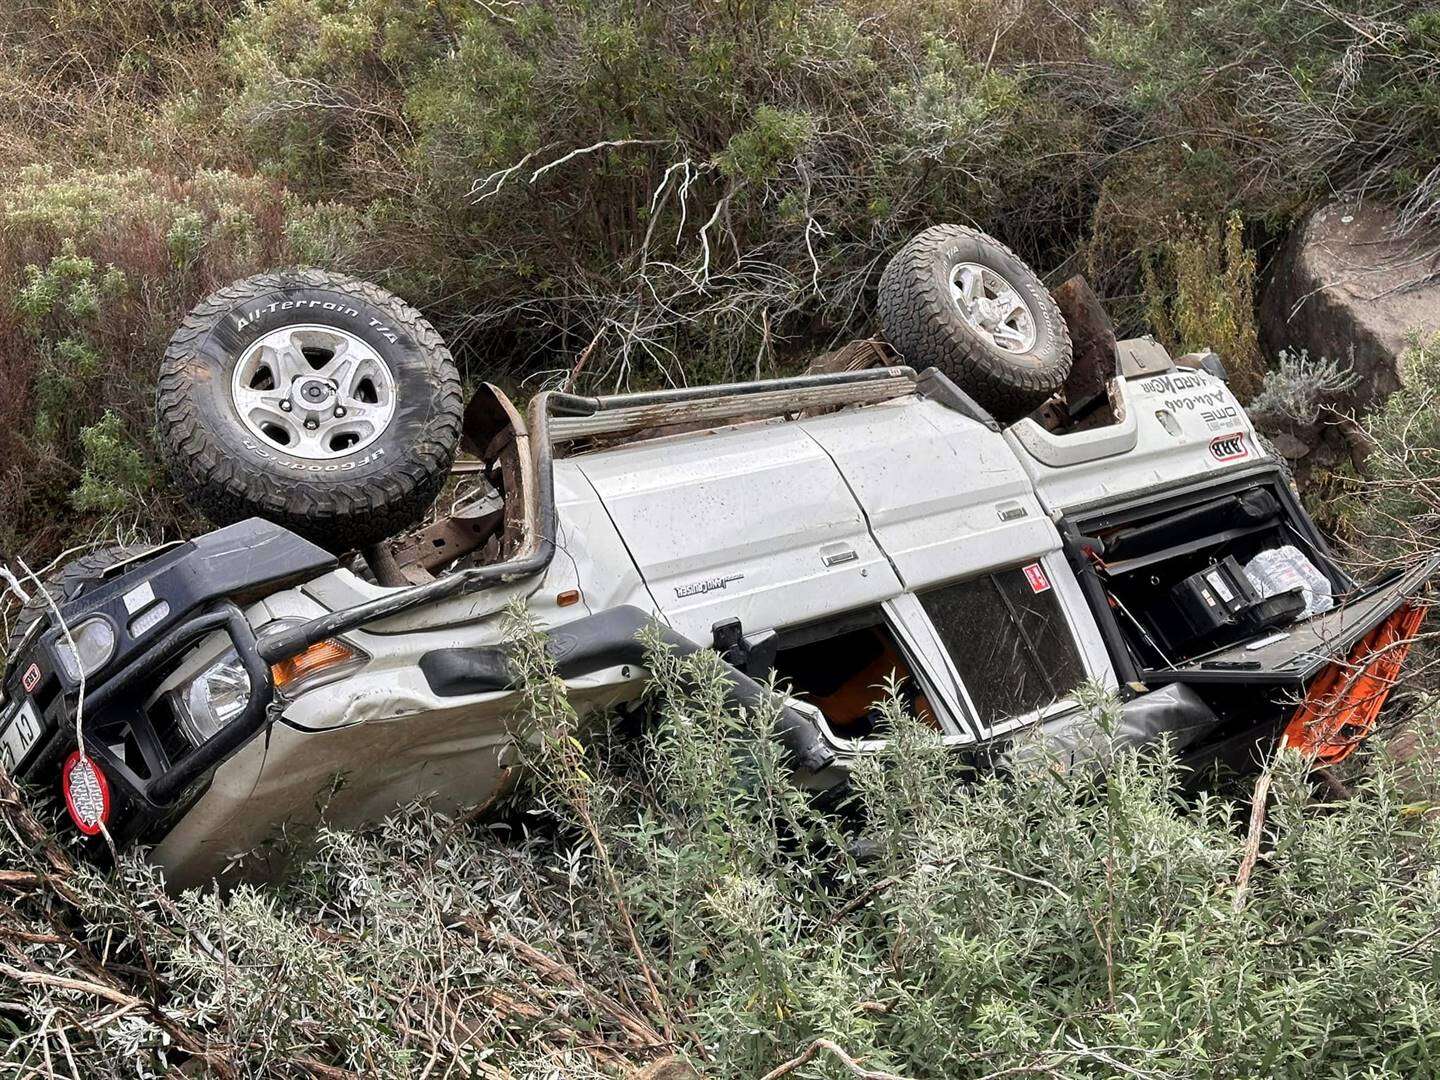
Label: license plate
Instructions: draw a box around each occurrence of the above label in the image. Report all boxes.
[0,698,44,772]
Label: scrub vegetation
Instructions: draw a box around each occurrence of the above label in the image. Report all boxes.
[3,631,1440,1078]
[3,0,1440,563]
[2,0,1440,1076]
[1339,335,1440,563]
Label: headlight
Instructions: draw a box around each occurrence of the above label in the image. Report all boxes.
[172,650,251,745]
[55,617,117,682]
[169,627,367,746]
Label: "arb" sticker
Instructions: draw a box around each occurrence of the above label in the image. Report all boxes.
[1209,433,1249,462]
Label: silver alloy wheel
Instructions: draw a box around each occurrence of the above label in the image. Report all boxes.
[229,325,397,460]
[949,263,1038,355]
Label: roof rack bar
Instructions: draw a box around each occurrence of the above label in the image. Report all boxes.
[552,366,916,443]
[589,364,914,409]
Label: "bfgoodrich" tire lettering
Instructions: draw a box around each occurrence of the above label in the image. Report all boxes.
[241,439,387,470]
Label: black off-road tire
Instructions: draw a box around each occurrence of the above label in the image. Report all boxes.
[157,269,463,551]
[877,225,1072,424]
[4,546,153,663]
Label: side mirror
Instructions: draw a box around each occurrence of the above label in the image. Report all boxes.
[711,619,779,677]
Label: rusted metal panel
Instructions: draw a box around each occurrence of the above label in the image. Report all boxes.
[389,502,506,582]
[1052,275,1119,430]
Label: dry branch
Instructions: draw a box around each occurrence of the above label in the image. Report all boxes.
[759,1038,914,1080]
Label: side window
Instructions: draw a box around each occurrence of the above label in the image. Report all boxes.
[918,564,1086,728]
[770,609,940,742]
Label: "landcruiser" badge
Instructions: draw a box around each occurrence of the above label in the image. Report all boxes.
[674,574,744,598]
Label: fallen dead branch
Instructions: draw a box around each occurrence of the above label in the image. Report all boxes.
[758,1038,914,1080]
[1233,764,1275,912]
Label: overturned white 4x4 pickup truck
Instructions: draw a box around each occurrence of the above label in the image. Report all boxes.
[2,225,1433,888]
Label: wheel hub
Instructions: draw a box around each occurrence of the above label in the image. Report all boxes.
[950,263,1038,355]
[297,379,334,406]
[973,297,1006,329]
[229,325,397,460]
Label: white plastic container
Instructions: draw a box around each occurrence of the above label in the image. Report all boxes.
[1243,545,1333,618]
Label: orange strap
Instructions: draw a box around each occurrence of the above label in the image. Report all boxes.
[1282,602,1428,765]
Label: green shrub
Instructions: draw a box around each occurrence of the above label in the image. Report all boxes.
[31,338,103,444]
[717,106,816,184]
[1341,334,1440,562]
[16,247,124,328]
[1248,349,1360,429]
[281,196,368,269]
[72,411,153,514]
[1143,213,1265,399]
[3,0,1440,564]
[0,167,318,558]
[4,622,1440,1076]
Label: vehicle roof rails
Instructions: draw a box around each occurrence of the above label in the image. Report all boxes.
[548,365,918,444]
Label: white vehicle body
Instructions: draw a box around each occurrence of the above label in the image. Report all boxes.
[6,351,1432,891]
[1010,364,1260,512]
[154,352,1256,886]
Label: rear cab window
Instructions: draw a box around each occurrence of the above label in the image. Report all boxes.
[769,559,1099,749]
[917,563,1088,733]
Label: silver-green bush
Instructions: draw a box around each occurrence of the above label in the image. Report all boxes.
[3,623,1440,1078]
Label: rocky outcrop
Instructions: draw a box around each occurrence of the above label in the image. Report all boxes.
[1257,201,1439,479]
[1261,201,1439,410]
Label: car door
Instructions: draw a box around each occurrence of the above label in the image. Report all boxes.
[574,421,902,644]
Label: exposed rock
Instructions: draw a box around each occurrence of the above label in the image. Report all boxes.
[1266,430,1311,462]
[1261,200,1440,411]
[1050,274,1120,430]
[1257,201,1439,483]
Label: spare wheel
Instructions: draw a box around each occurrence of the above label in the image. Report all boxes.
[156,269,463,551]
[877,224,1072,424]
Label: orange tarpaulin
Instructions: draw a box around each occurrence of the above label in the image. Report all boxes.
[1283,602,1429,764]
